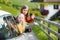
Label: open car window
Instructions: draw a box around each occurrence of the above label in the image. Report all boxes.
[6,16,12,20]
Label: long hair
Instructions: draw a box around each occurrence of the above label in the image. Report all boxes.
[20,5,29,21]
[21,5,28,16]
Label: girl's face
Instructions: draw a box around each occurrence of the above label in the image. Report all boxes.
[22,8,28,15]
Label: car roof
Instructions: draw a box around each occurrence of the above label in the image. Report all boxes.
[0,10,12,17]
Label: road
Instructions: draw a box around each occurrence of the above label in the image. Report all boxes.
[7,31,38,40]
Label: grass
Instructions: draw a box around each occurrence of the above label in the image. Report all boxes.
[32,26,49,40]
[0,3,19,16]
[12,0,38,9]
[32,22,58,40]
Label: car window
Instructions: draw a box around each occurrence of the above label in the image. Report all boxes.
[6,16,12,20]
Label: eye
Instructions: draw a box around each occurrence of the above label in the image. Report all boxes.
[24,9,28,11]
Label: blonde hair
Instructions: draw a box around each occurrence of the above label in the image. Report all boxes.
[10,14,25,34]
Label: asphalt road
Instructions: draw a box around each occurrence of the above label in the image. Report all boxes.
[7,31,38,40]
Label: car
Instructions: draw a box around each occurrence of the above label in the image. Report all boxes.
[0,10,19,40]
[0,10,34,40]
[0,10,12,30]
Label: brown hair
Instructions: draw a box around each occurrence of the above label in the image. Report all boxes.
[20,5,29,20]
[21,5,29,15]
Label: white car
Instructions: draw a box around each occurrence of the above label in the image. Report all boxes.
[0,10,12,28]
[0,10,18,40]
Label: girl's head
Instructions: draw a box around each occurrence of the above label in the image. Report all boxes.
[21,5,29,15]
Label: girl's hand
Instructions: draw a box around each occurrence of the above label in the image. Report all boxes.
[31,14,35,19]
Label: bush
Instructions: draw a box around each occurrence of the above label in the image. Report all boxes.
[1,1,5,4]
[12,4,20,10]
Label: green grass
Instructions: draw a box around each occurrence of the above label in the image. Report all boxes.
[32,22,58,40]
[12,0,38,9]
[0,3,19,16]
[32,26,49,40]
